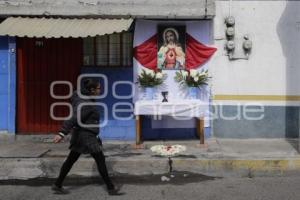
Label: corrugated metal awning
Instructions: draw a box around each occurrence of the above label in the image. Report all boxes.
[0,17,133,38]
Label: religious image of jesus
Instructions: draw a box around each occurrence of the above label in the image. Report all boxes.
[157,27,185,69]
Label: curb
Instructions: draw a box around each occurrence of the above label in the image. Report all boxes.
[2,157,300,180]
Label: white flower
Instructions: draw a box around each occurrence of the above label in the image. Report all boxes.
[148,70,155,77]
[182,71,188,79]
[150,145,163,151]
[199,72,207,77]
[156,72,163,79]
[150,145,186,157]
[194,76,199,82]
[172,145,186,152]
[141,69,155,77]
[189,69,198,78]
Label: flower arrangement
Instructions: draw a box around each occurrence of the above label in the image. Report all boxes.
[137,69,165,88]
[174,69,210,88]
[151,145,186,173]
[150,145,186,157]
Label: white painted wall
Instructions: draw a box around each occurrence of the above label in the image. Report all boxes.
[210,1,300,97]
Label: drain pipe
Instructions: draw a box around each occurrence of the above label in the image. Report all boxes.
[204,0,208,18]
[229,0,232,16]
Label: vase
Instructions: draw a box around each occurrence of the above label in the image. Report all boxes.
[145,87,155,100]
[188,87,198,99]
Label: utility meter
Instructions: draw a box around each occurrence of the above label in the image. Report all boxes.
[225,16,235,27]
[243,35,252,51]
[226,27,235,38]
[226,40,235,51]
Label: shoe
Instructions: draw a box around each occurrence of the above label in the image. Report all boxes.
[51,184,70,195]
[107,186,122,196]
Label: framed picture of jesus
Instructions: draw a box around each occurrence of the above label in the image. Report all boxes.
[157,25,186,70]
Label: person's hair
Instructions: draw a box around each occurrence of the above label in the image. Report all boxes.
[82,78,100,95]
[163,28,179,46]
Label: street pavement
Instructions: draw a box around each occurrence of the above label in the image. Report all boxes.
[1,176,300,200]
[1,135,300,179]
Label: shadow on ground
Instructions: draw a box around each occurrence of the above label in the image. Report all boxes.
[0,171,219,187]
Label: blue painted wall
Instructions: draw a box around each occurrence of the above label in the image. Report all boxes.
[81,67,135,140]
[80,67,210,141]
[213,105,300,138]
[141,115,211,140]
[0,36,16,134]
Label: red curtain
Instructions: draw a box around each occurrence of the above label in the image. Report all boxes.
[133,33,217,70]
[133,34,158,70]
[185,34,217,69]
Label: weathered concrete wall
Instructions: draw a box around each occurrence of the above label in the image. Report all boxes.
[211,0,300,97]
[0,0,215,18]
[210,1,300,138]
[210,1,300,98]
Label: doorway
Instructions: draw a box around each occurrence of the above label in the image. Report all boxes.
[17,38,82,134]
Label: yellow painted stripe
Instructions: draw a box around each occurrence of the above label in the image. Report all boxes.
[213,95,300,101]
[175,159,300,171]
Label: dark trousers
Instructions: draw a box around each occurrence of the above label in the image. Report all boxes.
[54,150,114,190]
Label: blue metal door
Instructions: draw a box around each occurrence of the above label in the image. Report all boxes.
[0,36,8,131]
[0,36,16,134]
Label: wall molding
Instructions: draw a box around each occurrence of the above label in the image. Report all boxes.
[213,95,300,101]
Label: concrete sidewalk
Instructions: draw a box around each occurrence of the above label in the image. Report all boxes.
[1,135,300,180]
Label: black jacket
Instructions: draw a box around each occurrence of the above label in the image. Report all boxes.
[59,91,102,154]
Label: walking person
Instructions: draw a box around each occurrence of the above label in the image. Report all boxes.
[52,78,120,195]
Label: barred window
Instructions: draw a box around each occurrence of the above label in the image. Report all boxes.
[83,32,133,67]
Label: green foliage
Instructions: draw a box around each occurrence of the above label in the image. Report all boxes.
[174,69,210,88]
[137,69,165,88]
